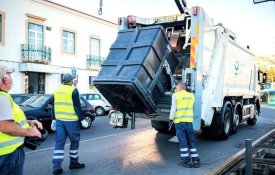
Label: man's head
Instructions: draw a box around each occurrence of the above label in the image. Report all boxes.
[0,65,15,92]
[62,73,75,85]
[175,82,186,92]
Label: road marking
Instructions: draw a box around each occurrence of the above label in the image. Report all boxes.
[25,126,152,155]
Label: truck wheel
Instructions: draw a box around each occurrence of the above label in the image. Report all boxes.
[231,103,241,134]
[151,120,174,134]
[247,104,257,126]
[247,117,257,126]
[201,126,213,139]
[212,102,232,140]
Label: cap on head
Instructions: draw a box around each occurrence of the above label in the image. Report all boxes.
[62,73,76,84]
[0,65,15,79]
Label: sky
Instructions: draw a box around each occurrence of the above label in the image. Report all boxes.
[51,0,275,56]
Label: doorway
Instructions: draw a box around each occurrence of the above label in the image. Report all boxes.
[25,72,45,94]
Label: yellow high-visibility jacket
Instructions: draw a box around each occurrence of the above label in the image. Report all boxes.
[54,85,78,121]
[173,90,195,124]
[0,92,30,156]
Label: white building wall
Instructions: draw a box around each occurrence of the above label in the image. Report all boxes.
[0,0,117,94]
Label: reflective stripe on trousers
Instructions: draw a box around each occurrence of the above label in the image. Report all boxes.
[180,148,189,161]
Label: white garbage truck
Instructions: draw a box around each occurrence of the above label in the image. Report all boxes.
[94,0,261,140]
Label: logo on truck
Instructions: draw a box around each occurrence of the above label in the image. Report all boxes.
[235,60,239,70]
[234,60,239,76]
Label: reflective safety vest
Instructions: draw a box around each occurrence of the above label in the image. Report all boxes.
[0,92,30,156]
[173,90,195,124]
[54,85,78,121]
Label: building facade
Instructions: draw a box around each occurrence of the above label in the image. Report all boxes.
[0,0,117,94]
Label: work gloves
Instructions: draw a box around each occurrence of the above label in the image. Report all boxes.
[51,120,56,131]
[81,119,89,128]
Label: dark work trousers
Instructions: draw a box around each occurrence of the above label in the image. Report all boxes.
[52,120,80,171]
[0,146,25,175]
[175,122,200,162]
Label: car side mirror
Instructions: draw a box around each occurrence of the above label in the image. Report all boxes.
[45,104,52,112]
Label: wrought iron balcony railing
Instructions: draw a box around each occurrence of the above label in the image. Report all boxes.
[86,55,105,69]
[21,44,52,64]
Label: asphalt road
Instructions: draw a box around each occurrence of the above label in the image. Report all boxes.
[23,105,275,175]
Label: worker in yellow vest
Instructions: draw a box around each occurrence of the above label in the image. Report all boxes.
[0,65,42,175]
[169,82,200,168]
[51,73,88,175]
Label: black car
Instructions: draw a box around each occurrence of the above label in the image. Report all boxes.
[20,94,95,131]
[11,93,34,105]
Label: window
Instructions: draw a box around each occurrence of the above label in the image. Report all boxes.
[0,11,5,45]
[63,30,75,54]
[28,23,43,48]
[90,37,100,57]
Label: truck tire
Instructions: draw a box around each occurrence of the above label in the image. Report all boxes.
[247,104,258,126]
[212,101,232,140]
[201,126,213,139]
[231,102,241,134]
[247,116,257,126]
[151,120,174,134]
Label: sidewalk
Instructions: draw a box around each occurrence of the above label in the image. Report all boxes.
[261,103,275,109]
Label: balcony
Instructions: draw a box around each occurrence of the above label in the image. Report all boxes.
[21,44,52,64]
[86,55,105,70]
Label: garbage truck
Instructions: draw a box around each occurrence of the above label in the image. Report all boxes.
[93,0,261,140]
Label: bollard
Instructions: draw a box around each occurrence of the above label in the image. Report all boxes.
[131,113,135,129]
[245,139,253,175]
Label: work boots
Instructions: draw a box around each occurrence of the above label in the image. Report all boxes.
[178,161,200,168]
[178,161,192,168]
[69,162,85,169]
[193,161,200,168]
[52,168,63,175]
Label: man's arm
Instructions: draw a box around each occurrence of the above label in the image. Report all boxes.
[0,95,14,120]
[72,89,84,121]
[0,120,41,137]
[0,95,41,137]
[169,95,177,120]
[52,96,55,119]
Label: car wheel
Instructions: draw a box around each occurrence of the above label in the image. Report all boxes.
[81,114,92,129]
[95,106,105,116]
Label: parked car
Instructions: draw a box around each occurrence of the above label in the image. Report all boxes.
[11,93,34,105]
[20,94,95,131]
[80,93,111,116]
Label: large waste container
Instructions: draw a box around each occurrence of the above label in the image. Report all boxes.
[94,25,179,114]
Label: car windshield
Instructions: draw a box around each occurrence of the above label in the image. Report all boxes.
[87,94,101,100]
[22,95,51,108]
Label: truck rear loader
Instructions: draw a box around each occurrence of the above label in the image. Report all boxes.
[94,0,261,140]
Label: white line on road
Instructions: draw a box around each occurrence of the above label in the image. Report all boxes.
[26,127,152,155]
